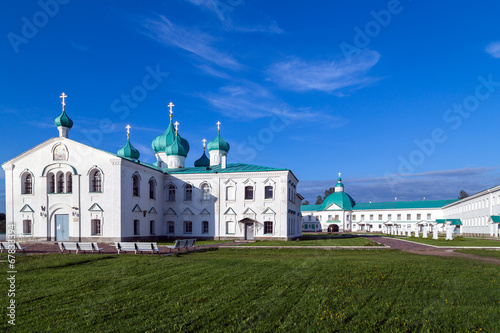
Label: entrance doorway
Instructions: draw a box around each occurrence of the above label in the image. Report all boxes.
[245,223,254,240]
[55,214,69,241]
[328,224,339,233]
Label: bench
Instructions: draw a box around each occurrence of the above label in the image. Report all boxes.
[59,242,79,253]
[77,242,102,253]
[166,239,188,253]
[185,239,196,250]
[135,242,161,254]
[0,242,26,253]
[115,242,137,254]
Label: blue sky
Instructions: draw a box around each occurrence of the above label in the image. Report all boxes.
[2,0,500,210]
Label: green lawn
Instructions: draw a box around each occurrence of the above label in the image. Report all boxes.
[456,249,500,259]
[395,236,500,247]
[242,236,381,246]
[2,249,499,332]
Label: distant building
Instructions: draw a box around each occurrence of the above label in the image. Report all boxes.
[301,175,500,238]
[3,95,302,242]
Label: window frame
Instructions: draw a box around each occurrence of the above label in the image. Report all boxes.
[184,221,193,234]
[133,219,140,235]
[202,221,209,234]
[264,185,273,200]
[264,221,273,234]
[23,219,32,235]
[184,184,193,201]
[244,185,254,200]
[132,174,140,197]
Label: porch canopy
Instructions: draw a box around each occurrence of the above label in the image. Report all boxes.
[436,219,462,225]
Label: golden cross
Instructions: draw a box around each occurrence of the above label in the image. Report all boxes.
[216,121,221,131]
[168,102,174,119]
[338,172,341,178]
[60,92,68,110]
[174,121,179,133]
[202,138,207,149]
[126,125,131,139]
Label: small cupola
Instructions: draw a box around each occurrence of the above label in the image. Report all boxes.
[335,172,344,192]
[208,121,230,166]
[164,122,187,168]
[117,125,140,161]
[194,139,210,167]
[54,92,73,138]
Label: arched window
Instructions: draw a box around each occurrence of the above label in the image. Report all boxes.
[264,221,273,234]
[48,173,55,193]
[201,184,210,201]
[167,184,176,202]
[133,174,140,197]
[57,172,65,193]
[244,186,254,200]
[22,173,33,194]
[184,184,192,201]
[90,170,102,192]
[66,173,72,193]
[149,178,156,200]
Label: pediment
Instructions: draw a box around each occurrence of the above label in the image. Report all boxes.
[88,203,103,212]
[164,208,177,216]
[148,207,157,215]
[262,207,276,215]
[20,204,34,213]
[243,208,256,215]
[224,208,236,215]
[200,208,210,215]
[132,204,142,213]
[182,208,195,216]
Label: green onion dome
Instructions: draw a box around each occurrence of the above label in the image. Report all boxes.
[194,151,210,167]
[207,132,230,152]
[54,110,73,128]
[165,134,187,157]
[117,138,140,161]
[152,120,190,154]
[335,176,344,187]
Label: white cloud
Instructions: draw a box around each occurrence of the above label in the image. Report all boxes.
[268,50,381,93]
[486,41,500,58]
[201,81,341,123]
[141,15,241,70]
[184,0,283,34]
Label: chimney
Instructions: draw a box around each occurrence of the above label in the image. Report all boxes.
[221,154,227,169]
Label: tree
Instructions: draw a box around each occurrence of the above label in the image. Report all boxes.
[0,213,5,234]
[301,200,310,205]
[458,190,469,200]
[315,195,323,205]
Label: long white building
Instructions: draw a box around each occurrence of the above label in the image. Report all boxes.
[301,175,500,238]
[3,96,302,242]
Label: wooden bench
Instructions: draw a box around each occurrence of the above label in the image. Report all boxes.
[0,242,26,252]
[115,242,138,254]
[135,242,161,254]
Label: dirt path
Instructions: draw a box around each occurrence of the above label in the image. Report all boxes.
[371,236,500,265]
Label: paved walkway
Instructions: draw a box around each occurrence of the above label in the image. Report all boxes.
[371,236,500,265]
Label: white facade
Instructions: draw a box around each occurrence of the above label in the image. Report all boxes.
[3,106,302,242]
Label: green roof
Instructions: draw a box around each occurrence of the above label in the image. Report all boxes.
[436,219,462,225]
[164,163,287,174]
[301,204,321,211]
[320,192,355,211]
[491,216,500,223]
[353,199,456,210]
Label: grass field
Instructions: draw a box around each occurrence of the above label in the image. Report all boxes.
[456,249,500,258]
[241,236,381,246]
[2,249,499,332]
[395,236,500,247]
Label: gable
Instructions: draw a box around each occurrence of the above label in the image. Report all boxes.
[132,204,142,213]
[164,208,177,216]
[20,204,34,213]
[88,203,103,212]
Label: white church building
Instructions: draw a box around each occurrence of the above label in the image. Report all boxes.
[301,175,500,238]
[2,95,302,242]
